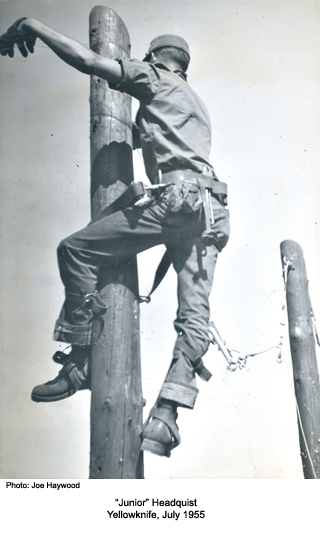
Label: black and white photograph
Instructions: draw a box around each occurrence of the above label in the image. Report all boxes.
[1,0,320,534]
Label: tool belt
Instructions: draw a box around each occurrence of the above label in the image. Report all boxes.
[90,170,228,303]
[159,169,228,199]
[92,169,228,243]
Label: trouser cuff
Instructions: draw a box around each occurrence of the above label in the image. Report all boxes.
[53,320,92,346]
[160,381,199,409]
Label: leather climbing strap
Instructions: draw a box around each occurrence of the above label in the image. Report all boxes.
[63,361,84,390]
[65,290,107,315]
[139,249,172,303]
[148,406,181,448]
[53,350,70,365]
[175,340,212,382]
[90,181,147,223]
[55,360,88,391]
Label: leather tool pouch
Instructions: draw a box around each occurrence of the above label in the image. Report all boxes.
[162,179,202,213]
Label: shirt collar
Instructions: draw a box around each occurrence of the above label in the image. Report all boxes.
[154,62,187,81]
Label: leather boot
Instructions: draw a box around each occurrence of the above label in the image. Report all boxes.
[31,346,90,403]
[141,399,181,457]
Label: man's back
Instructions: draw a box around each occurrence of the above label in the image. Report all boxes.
[114,59,214,182]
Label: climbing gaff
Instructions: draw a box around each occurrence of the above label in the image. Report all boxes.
[209,321,246,371]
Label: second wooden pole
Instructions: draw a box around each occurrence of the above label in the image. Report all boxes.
[281,239,320,479]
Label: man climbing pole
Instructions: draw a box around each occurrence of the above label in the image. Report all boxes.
[0,17,230,458]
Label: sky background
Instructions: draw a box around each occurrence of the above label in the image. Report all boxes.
[1,0,320,484]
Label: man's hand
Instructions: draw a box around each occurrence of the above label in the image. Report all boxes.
[0,18,37,58]
[0,17,122,83]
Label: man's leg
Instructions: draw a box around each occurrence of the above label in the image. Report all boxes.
[141,238,219,456]
[32,203,169,402]
[31,196,204,402]
[52,205,168,346]
[161,238,219,407]
[141,197,230,456]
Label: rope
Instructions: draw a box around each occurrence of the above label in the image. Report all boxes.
[208,258,297,371]
[294,394,317,478]
[282,256,293,287]
[209,321,284,372]
[210,254,318,478]
[280,343,318,479]
[310,302,320,347]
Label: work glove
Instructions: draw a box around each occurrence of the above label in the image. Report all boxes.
[0,18,36,58]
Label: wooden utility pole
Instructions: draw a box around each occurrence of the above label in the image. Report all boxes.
[89,6,144,479]
[280,240,320,479]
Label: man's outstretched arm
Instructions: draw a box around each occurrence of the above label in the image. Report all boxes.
[2,18,123,84]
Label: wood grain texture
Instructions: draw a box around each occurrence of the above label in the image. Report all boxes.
[89,6,144,479]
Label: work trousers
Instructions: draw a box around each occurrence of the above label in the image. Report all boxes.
[53,182,230,408]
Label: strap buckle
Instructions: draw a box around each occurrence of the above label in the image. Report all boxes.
[175,340,212,382]
[84,292,107,315]
[65,290,107,315]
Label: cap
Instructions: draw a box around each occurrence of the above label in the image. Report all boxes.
[143,34,190,62]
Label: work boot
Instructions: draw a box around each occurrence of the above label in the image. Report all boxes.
[31,346,90,403]
[141,399,181,457]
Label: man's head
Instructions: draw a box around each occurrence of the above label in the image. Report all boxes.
[143,34,190,73]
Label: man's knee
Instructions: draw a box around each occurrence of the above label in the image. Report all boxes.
[174,320,211,360]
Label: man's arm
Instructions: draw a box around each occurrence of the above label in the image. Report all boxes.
[3,18,123,84]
